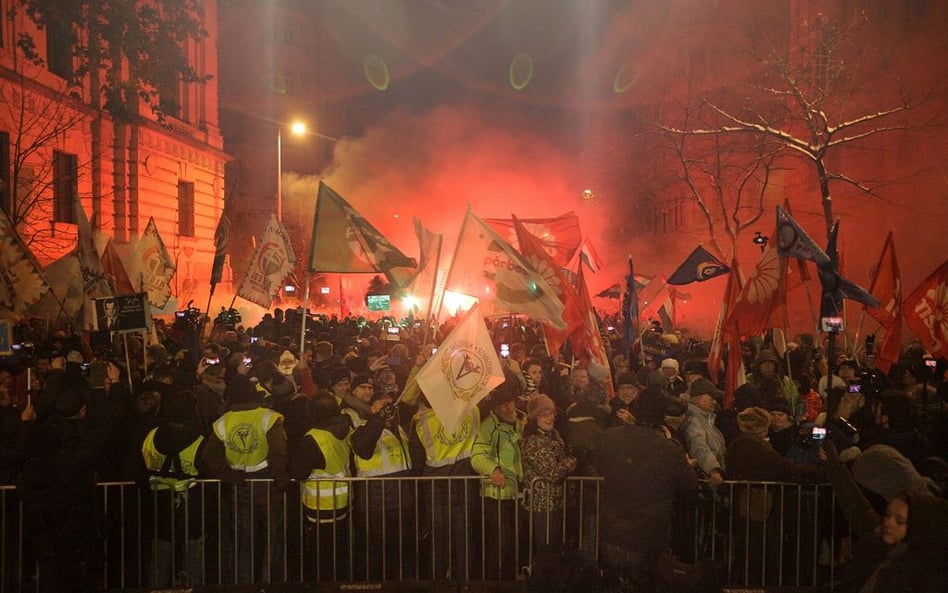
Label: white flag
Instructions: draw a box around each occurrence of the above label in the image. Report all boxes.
[444,208,566,328]
[236,213,297,308]
[416,303,505,433]
[137,217,176,308]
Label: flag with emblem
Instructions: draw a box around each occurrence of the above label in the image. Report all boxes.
[308,182,416,273]
[416,303,505,433]
[667,245,730,285]
[444,207,566,329]
[775,205,830,265]
[136,217,176,308]
[0,210,49,318]
[484,211,582,269]
[724,245,787,338]
[237,213,297,308]
[902,258,948,359]
[866,232,901,373]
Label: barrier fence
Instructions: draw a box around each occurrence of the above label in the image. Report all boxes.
[0,478,842,592]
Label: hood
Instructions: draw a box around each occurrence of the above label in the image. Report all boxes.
[153,421,203,455]
[316,413,352,440]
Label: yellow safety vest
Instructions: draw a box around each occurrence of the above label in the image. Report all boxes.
[141,428,204,492]
[414,407,478,468]
[301,429,351,515]
[212,407,281,472]
[354,424,411,477]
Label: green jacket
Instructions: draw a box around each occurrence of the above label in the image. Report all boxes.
[471,410,524,500]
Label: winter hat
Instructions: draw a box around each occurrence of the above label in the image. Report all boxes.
[159,390,198,422]
[488,376,520,407]
[682,359,709,378]
[350,373,373,389]
[614,371,642,389]
[852,445,941,501]
[689,378,723,401]
[527,394,556,420]
[737,407,771,434]
[754,349,779,369]
[633,386,675,425]
[66,350,84,364]
[277,350,298,376]
[660,358,680,371]
[328,366,350,387]
[765,398,793,416]
[225,375,261,405]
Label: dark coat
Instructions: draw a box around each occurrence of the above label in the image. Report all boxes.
[725,433,826,483]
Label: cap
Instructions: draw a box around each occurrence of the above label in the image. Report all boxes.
[737,407,771,434]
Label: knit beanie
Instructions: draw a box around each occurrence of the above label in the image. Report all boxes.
[737,406,771,434]
[527,394,556,420]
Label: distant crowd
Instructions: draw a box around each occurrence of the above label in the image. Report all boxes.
[0,307,946,592]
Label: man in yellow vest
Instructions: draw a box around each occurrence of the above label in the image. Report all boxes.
[288,393,353,581]
[347,373,415,580]
[140,389,208,587]
[203,375,289,584]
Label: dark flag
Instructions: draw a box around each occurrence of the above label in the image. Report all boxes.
[595,283,621,299]
[817,221,879,319]
[622,257,639,357]
[667,245,730,285]
[210,210,231,286]
[776,205,829,264]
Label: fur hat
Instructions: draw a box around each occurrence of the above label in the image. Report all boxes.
[737,407,771,434]
[527,394,556,420]
[633,386,675,425]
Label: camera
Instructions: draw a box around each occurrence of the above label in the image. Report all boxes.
[204,357,220,366]
[811,426,827,441]
[214,307,242,330]
[378,402,397,419]
[821,316,844,333]
[925,358,937,368]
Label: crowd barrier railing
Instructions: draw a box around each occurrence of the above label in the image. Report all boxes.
[0,477,841,591]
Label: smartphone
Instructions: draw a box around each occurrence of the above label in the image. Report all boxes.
[243,356,252,365]
[387,327,399,335]
[925,359,937,368]
[500,343,510,358]
[249,336,259,344]
[847,383,862,393]
[811,426,827,440]
[204,357,220,365]
[431,347,438,355]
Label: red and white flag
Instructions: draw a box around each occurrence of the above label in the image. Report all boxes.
[570,265,614,398]
[724,245,787,339]
[866,232,901,373]
[903,259,948,359]
[237,213,297,308]
[708,258,743,386]
[484,211,582,269]
[136,217,176,308]
[415,303,505,433]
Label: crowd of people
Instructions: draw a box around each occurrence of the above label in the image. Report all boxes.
[0,307,946,592]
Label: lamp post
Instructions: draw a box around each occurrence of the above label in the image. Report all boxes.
[277,120,307,222]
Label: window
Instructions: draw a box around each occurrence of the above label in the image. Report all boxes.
[53,151,77,223]
[46,17,74,81]
[0,131,9,215]
[177,180,194,237]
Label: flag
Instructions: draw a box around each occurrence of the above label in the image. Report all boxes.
[866,232,901,373]
[393,218,443,316]
[724,245,787,338]
[708,258,743,387]
[596,283,621,299]
[0,210,49,318]
[100,238,136,296]
[622,257,639,357]
[780,199,813,291]
[76,204,114,299]
[443,207,566,329]
[484,211,582,268]
[211,210,231,286]
[571,264,614,397]
[903,259,948,359]
[667,245,730,285]
[775,205,830,264]
[415,303,505,433]
[137,217,176,308]
[577,237,604,273]
[817,221,879,319]
[236,213,297,308]
[514,215,584,354]
[308,182,416,273]
[32,253,84,325]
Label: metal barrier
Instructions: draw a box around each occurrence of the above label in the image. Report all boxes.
[0,478,841,591]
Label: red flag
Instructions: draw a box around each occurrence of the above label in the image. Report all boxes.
[101,238,136,296]
[570,265,614,398]
[724,246,787,339]
[903,259,948,359]
[513,216,585,355]
[708,258,743,385]
[484,212,582,268]
[866,232,901,373]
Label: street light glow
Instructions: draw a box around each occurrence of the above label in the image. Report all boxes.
[290,120,307,136]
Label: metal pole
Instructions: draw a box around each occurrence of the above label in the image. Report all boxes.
[276,127,283,222]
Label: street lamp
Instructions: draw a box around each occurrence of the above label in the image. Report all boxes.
[277,119,307,222]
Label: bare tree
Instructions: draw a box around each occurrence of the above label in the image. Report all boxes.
[658,9,929,239]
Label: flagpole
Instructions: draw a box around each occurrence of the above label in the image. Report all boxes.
[433,204,473,325]
[299,271,310,362]
[420,233,444,350]
[851,310,868,366]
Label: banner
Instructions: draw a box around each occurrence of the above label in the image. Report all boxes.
[667,245,730,285]
[903,259,948,359]
[236,213,297,308]
[776,205,829,264]
[137,217,176,308]
[0,210,49,318]
[415,303,505,433]
[308,182,416,273]
[92,293,150,333]
[444,207,566,329]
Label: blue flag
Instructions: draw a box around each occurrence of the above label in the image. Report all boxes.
[667,245,730,285]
